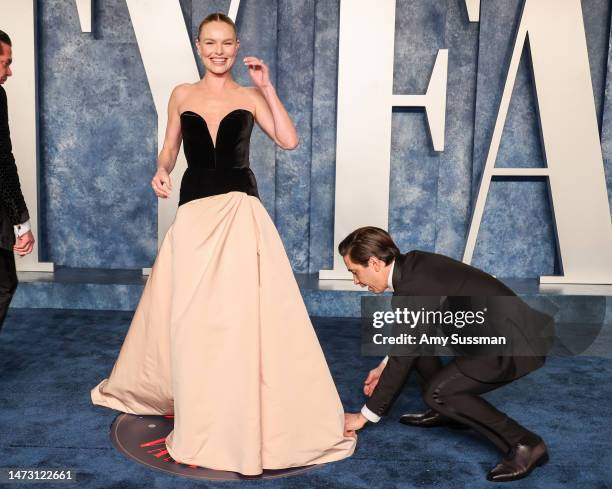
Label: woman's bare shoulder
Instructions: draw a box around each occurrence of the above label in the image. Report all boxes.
[230,86,258,112]
[240,86,264,108]
[170,82,198,101]
[240,86,261,98]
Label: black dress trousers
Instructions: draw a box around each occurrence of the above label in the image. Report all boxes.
[0,247,17,331]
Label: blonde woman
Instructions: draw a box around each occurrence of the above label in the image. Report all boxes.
[91,13,356,475]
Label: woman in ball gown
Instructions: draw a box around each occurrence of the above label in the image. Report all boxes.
[90,13,356,475]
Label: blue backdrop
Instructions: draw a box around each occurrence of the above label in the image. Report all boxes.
[35,0,612,277]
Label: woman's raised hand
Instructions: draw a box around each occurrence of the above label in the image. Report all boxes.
[151,167,172,198]
[244,56,271,89]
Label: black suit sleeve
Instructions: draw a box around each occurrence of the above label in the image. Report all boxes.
[365,295,443,417]
[365,355,418,417]
[0,87,29,226]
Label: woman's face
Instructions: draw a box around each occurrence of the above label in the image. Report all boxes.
[196,21,239,75]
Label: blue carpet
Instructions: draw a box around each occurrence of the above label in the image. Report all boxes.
[0,309,610,488]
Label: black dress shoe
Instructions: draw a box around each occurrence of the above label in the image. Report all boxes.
[486,437,549,482]
[399,409,468,429]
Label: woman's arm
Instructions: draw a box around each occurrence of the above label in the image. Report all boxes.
[244,57,299,150]
[151,84,188,198]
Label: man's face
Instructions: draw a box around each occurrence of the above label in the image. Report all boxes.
[343,255,389,294]
[0,43,13,84]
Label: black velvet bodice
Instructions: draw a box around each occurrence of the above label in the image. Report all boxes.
[178,109,259,206]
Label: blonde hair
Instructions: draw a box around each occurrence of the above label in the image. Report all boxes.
[197,13,237,40]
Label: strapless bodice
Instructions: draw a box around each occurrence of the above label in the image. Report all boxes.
[178,109,259,206]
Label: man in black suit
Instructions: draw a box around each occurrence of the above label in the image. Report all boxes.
[341,227,554,482]
[0,30,35,332]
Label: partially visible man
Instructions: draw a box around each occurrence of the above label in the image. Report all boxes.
[0,30,35,332]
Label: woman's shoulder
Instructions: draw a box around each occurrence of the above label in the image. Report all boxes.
[240,86,261,99]
[176,81,199,89]
[170,82,201,103]
[240,86,265,109]
[221,86,257,114]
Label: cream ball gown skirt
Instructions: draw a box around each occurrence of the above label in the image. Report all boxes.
[90,191,356,475]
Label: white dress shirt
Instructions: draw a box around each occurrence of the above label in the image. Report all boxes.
[14,220,31,238]
[360,259,395,423]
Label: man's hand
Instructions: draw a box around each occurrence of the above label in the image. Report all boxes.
[364,360,387,397]
[344,412,367,437]
[13,230,34,256]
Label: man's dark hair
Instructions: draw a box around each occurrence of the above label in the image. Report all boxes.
[338,226,400,266]
[0,30,11,55]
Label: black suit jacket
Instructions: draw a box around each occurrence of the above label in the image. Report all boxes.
[0,85,29,251]
[365,250,555,418]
